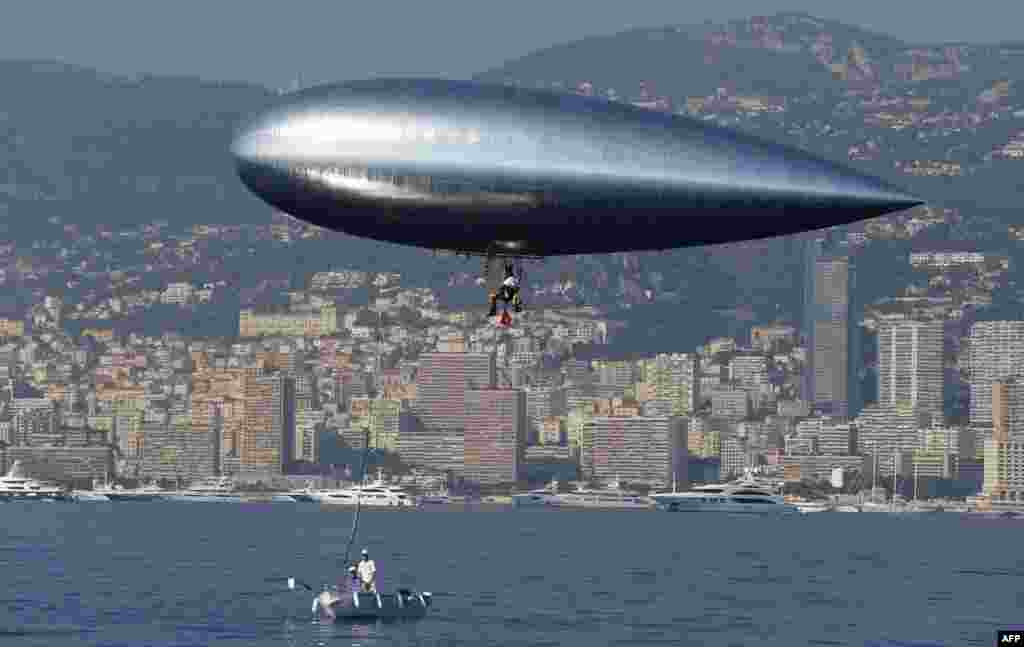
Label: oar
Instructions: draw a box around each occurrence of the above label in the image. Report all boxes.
[262,576,314,592]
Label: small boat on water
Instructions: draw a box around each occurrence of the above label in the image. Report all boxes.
[313,589,433,621]
[0,461,71,501]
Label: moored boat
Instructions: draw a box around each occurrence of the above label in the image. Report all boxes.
[313,470,415,507]
[545,477,651,509]
[167,476,243,503]
[651,477,799,515]
[0,461,71,501]
[313,588,432,621]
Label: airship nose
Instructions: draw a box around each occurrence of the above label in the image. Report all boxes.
[831,169,924,215]
[231,114,297,209]
[758,150,924,221]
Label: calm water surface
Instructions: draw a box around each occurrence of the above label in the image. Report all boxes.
[1,503,1019,646]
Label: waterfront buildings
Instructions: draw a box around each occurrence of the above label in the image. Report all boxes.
[580,416,687,488]
[992,378,1024,441]
[781,454,872,483]
[464,388,526,486]
[140,422,217,481]
[877,320,944,416]
[413,352,495,432]
[982,438,1024,502]
[1,446,113,482]
[803,240,861,418]
[349,397,403,451]
[239,305,338,338]
[854,403,933,477]
[524,386,567,445]
[239,374,295,477]
[968,321,1024,427]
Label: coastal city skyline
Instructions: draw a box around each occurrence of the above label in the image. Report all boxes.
[2,12,1024,515]
[0,221,1018,506]
[7,9,1024,647]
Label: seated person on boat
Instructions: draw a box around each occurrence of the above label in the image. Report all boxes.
[358,549,377,592]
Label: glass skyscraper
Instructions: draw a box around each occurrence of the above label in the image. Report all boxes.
[802,236,862,419]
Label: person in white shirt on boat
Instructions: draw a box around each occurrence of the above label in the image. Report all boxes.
[342,564,360,596]
[357,549,377,592]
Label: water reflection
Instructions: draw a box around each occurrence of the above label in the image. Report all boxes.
[282,614,425,647]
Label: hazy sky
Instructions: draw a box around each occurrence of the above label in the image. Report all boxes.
[5,1,1022,89]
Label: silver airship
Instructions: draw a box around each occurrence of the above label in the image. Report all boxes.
[231,78,922,258]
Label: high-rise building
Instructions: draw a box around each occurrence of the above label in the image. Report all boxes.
[720,436,747,478]
[711,389,749,421]
[791,416,857,455]
[395,423,464,478]
[413,352,495,432]
[139,422,217,481]
[563,359,592,385]
[730,354,769,390]
[914,424,971,479]
[854,403,934,477]
[803,239,860,418]
[970,322,1024,427]
[594,360,636,393]
[991,378,1024,442]
[294,409,323,463]
[240,374,295,477]
[524,386,567,444]
[877,320,944,416]
[642,353,699,417]
[239,305,338,338]
[12,407,57,446]
[983,438,1024,502]
[581,416,687,488]
[350,397,403,451]
[336,369,371,410]
[819,421,857,456]
[463,388,526,485]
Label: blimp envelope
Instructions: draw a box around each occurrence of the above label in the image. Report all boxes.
[232,79,922,257]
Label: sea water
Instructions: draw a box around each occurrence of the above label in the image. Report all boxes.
[0,502,1018,646]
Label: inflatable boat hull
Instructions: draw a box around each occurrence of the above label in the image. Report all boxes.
[314,589,432,621]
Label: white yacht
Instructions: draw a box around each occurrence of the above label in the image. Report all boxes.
[0,461,70,501]
[547,477,651,509]
[168,476,242,503]
[91,476,166,502]
[100,482,166,502]
[314,470,414,507]
[651,478,800,515]
[511,479,559,507]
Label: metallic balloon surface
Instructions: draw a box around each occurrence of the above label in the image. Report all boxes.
[233,78,922,256]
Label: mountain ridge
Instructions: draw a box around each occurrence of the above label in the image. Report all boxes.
[0,13,1021,355]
